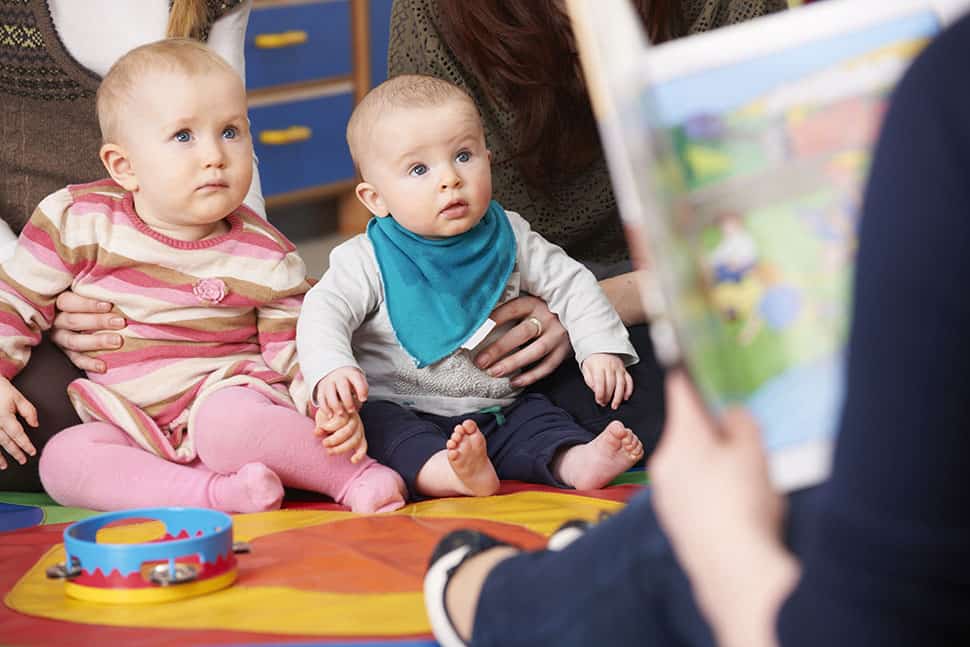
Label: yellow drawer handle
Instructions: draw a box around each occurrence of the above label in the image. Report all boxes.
[254,30,309,49]
[259,126,313,146]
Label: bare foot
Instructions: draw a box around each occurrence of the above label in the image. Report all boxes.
[446,420,499,497]
[553,421,643,490]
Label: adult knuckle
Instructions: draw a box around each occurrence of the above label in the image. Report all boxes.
[61,334,84,352]
[58,313,79,329]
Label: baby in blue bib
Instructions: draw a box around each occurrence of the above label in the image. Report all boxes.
[296,74,643,500]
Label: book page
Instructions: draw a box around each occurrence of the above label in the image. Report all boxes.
[568,0,970,490]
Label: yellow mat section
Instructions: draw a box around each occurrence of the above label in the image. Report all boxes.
[7,491,623,637]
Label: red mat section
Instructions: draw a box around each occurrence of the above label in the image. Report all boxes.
[1,482,643,646]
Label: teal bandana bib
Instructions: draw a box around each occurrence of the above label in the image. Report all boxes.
[367,200,515,367]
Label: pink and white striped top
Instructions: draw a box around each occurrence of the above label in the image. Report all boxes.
[0,180,312,462]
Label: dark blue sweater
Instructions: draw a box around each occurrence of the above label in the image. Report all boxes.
[778,13,970,645]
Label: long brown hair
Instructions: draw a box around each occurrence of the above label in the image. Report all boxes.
[435,1,684,188]
[166,0,211,39]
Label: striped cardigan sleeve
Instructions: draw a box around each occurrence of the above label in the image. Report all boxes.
[257,249,313,413]
[0,189,88,379]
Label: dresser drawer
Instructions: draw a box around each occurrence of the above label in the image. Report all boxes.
[250,92,355,197]
[246,1,351,90]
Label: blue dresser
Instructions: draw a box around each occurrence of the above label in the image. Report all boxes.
[246,0,393,231]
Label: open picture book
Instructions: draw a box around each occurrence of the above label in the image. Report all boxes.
[566,0,970,491]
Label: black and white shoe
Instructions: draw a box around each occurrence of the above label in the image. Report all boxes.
[546,519,594,551]
[424,529,511,647]
[546,512,611,551]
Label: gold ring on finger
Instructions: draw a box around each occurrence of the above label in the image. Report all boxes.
[526,316,543,338]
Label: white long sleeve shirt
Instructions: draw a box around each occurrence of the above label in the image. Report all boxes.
[297,209,638,417]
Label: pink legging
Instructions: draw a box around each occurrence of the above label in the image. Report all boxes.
[39,386,405,514]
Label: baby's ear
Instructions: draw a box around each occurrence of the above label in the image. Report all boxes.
[354,182,389,217]
[99,143,138,192]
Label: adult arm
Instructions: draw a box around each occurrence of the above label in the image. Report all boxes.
[511,212,637,367]
[652,17,970,647]
[649,373,798,647]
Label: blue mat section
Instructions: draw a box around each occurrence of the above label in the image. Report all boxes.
[0,502,44,532]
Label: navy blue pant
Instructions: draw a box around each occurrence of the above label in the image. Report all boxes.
[359,393,595,500]
[471,486,821,646]
[528,324,665,465]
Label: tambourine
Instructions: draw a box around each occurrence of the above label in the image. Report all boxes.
[46,507,250,604]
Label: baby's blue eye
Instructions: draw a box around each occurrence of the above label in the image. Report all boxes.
[222,126,238,140]
[456,150,471,163]
[409,164,428,177]
[174,130,191,143]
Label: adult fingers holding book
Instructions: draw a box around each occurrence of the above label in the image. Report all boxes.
[649,370,784,566]
[649,371,793,646]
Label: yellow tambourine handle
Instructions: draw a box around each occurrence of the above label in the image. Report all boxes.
[259,126,313,146]
[254,30,309,49]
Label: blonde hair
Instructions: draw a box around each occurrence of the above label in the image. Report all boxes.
[346,74,480,170]
[96,38,237,143]
[166,0,211,40]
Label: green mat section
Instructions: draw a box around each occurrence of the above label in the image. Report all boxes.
[0,470,647,529]
[0,491,99,525]
[609,469,649,486]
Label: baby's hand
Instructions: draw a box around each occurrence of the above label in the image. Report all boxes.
[314,408,368,464]
[0,377,39,470]
[316,367,369,417]
[581,353,634,410]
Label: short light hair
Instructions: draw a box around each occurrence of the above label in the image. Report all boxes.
[96,38,238,143]
[346,74,480,171]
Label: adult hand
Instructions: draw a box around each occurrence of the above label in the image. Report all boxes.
[0,377,38,469]
[474,295,571,388]
[649,371,799,647]
[50,291,125,373]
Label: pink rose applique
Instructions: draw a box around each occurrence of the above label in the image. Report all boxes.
[193,278,227,304]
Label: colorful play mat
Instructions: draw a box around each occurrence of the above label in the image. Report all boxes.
[1,473,646,646]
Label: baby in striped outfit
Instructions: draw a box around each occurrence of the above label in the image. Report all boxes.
[0,39,404,514]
